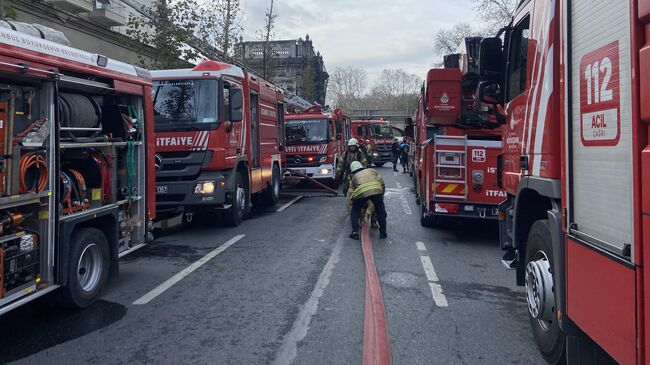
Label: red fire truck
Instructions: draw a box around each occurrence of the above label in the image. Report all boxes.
[151,61,285,226]
[0,26,155,314]
[284,106,350,186]
[351,119,395,166]
[477,0,650,363]
[415,42,504,226]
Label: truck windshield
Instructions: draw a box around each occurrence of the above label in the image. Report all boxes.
[369,125,394,138]
[286,119,329,144]
[153,79,219,131]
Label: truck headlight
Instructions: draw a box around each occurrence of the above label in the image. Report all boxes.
[194,181,216,194]
[373,152,379,157]
[320,168,330,175]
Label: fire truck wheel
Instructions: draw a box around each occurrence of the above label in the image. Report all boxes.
[60,227,110,308]
[420,202,437,227]
[262,165,281,206]
[525,220,566,364]
[223,171,247,227]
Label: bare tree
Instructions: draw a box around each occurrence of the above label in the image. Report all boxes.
[433,0,518,59]
[365,69,421,110]
[258,0,277,80]
[472,0,519,30]
[434,22,480,56]
[328,66,368,111]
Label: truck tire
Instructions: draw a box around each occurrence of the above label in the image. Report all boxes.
[223,171,247,227]
[420,201,433,227]
[59,227,110,308]
[525,220,566,364]
[262,165,281,206]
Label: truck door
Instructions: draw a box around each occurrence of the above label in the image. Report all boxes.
[566,1,636,363]
[250,92,260,168]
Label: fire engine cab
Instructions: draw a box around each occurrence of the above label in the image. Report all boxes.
[284,105,350,186]
[351,119,395,167]
[477,0,650,363]
[152,61,285,226]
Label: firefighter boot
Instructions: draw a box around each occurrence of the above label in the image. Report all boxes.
[349,232,360,240]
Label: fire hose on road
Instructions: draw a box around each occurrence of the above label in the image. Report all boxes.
[361,222,393,365]
[282,168,339,196]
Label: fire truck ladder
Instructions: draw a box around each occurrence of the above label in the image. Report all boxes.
[432,135,468,201]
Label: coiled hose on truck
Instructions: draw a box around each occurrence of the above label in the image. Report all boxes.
[58,93,103,141]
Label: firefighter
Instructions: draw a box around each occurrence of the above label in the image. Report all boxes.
[347,161,387,240]
[336,138,368,194]
[391,138,401,172]
[400,141,410,173]
[365,139,373,166]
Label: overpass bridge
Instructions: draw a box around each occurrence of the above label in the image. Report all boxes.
[349,109,416,128]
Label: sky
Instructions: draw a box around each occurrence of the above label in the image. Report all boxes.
[238,0,475,90]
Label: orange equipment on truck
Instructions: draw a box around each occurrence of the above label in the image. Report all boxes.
[476,0,650,363]
[415,37,505,226]
[284,106,350,187]
[0,26,155,315]
[151,61,286,227]
[350,119,395,167]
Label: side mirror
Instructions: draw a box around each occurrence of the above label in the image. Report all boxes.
[229,88,244,122]
[479,37,504,82]
[478,81,507,125]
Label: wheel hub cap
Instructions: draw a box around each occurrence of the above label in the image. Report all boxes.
[78,243,102,293]
[525,252,555,328]
[236,186,246,212]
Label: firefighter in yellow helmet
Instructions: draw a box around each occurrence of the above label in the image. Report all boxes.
[347,160,387,240]
[336,138,368,194]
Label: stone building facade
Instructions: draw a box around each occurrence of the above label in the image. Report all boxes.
[5,0,155,65]
[236,35,328,105]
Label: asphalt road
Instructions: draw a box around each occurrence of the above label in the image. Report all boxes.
[0,167,545,365]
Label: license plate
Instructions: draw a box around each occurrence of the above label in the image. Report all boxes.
[156,186,168,194]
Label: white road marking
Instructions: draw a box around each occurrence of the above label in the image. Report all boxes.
[277,195,304,212]
[428,282,449,307]
[419,254,448,307]
[132,235,245,305]
[420,256,439,282]
[416,241,427,251]
[272,228,345,365]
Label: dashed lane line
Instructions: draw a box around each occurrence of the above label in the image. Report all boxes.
[416,243,449,307]
[277,195,304,212]
[271,226,345,365]
[132,235,245,305]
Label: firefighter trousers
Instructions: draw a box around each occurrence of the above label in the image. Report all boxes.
[351,194,387,235]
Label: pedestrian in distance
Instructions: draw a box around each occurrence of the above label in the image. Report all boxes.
[336,138,368,195]
[400,142,410,173]
[347,161,387,240]
[391,138,401,172]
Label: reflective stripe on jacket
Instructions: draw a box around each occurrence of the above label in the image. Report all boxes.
[350,168,385,200]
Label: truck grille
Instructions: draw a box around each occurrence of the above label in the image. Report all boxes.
[156,151,209,182]
[375,143,391,152]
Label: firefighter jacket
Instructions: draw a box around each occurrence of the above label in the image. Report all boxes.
[336,149,368,175]
[349,168,385,200]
